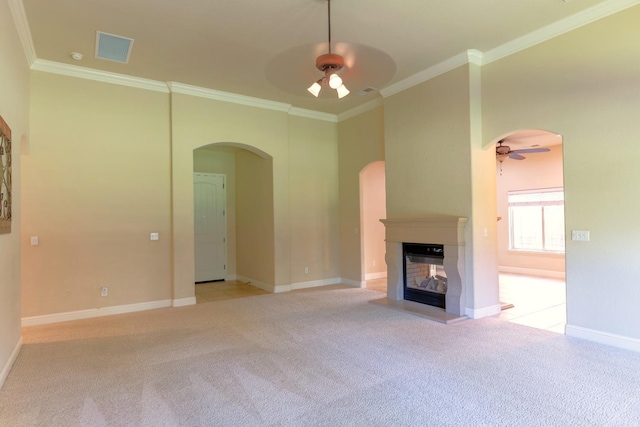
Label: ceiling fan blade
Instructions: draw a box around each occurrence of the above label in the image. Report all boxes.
[509,153,526,160]
[511,148,550,154]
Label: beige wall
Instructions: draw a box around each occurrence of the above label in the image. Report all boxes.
[235,149,275,286]
[193,148,237,276]
[288,116,340,284]
[361,161,386,278]
[496,144,565,274]
[483,5,640,339]
[468,62,500,311]
[384,67,473,218]
[23,72,173,316]
[338,105,385,284]
[0,0,29,385]
[20,77,342,317]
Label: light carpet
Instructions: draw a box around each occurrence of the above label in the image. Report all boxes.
[1,285,639,426]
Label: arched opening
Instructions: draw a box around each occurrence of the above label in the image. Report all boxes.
[192,142,274,303]
[492,130,566,333]
[359,161,387,293]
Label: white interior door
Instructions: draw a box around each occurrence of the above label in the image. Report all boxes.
[194,173,226,282]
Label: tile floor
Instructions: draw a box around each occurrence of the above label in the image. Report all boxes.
[365,277,388,293]
[495,273,566,333]
[195,280,269,303]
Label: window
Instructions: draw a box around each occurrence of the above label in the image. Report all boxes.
[508,189,565,253]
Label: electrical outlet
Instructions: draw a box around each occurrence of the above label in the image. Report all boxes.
[101,286,108,296]
[304,267,309,274]
[150,232,159,241]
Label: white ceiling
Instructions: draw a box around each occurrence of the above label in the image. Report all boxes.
[21,0,621,115]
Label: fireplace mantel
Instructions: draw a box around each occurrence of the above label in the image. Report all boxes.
[381,216,468,316]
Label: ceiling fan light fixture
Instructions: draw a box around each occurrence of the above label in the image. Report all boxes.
[328,72,343,89]
[336,84,350,98]
[307,80,322,97]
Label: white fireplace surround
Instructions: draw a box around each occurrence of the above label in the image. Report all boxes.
[381,217,468,316]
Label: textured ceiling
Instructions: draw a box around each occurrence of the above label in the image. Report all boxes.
[23,0,613,114]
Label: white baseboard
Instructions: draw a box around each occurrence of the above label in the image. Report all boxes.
[466,304,502,319]
[0,336,22,390]
[566,324,640,353]
[499,266,565,279]
[225,274,237,281]
[235,276,366,292]
[22,300,172,327]
[236,275,275,293]
[341,278,366,288]
[291,277,342,290]
[273,284,292,293]
[172,297,196,307]
[365,272,387,280]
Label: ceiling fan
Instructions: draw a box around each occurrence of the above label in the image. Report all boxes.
[496,140,550,162]
[307,0,350,98]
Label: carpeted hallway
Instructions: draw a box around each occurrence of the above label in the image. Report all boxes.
[1,285,639,426]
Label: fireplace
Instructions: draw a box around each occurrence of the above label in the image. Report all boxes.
[403,243,446,308]
[381,217,468,316]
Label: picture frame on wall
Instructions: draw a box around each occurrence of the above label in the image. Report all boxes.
[0,115,12,234]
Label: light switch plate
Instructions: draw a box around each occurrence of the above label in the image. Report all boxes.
[571,230,590,241]
[150,232,159,241]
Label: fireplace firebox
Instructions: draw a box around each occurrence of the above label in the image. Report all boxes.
[403,243,447,308]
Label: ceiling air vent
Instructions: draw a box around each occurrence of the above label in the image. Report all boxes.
[358,87,377,96]
[95,31,134,63]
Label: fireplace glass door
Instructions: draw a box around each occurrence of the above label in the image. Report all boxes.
[403,243,447,308]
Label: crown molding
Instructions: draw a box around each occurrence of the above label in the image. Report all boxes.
[377,0,639,98]
[21,0,637,121]
[466,49,484,66]
[8,0,37,66]
[31,59,170,92]
[288,107,337,122]
[379,50,473,98]
[338,98,383,122]
[483,0,640,65]
[168,82,291,113]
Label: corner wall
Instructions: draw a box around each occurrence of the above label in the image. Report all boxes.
[383,65,499,316]
[236,149,275,287]
[337,105,385,285]
[288,116,340,286]
[0,0,30,387]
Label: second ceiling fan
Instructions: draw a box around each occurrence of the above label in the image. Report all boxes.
[496,140,550,162]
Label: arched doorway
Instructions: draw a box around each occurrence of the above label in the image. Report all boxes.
[191,143,275,303]
[492,130,566,333]
[359,161,387,293]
